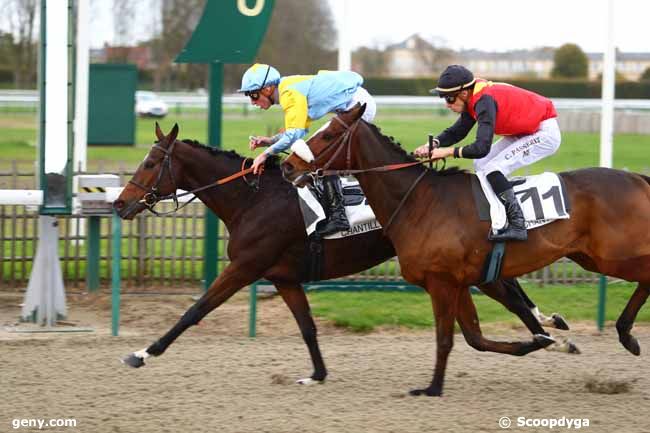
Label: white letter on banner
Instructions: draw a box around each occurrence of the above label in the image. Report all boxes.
[237,0,265,16]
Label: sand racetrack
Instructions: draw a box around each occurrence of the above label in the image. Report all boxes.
[2,290,649,433]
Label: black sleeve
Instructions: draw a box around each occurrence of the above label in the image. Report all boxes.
[454,95,497,159]
[435,112,476,147]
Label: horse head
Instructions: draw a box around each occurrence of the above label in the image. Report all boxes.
[113,123,182,219]
[281,103,366,187]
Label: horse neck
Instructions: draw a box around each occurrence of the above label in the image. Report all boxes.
[173,143,253,225]
[351,125,427,226]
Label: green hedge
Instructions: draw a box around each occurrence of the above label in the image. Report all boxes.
[364,77,650,98]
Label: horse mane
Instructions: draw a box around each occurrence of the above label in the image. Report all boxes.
[363,122,468,177]
[180,139,281,169]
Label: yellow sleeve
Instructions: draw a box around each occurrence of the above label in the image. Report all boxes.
[279,89,311,130]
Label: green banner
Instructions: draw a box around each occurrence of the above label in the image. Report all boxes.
[176,0,275,63]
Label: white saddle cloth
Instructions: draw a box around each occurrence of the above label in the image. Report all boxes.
[296,177,382,239]
[479,172,571,230]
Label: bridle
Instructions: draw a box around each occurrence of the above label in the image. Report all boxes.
[297,115,443,234]
[128,140,258,216]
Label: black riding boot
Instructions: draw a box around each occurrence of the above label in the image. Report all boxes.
[317,176,350,236]
[488,188,528,241]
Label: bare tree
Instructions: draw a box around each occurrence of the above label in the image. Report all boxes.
[1,0,38,88]
[113,0,134,45]
[149,0,206,90]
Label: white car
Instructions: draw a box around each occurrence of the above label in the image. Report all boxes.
[135,91,169,118]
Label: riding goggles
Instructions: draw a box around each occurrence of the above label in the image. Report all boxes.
[244,65,272,101]
[442,93,459,104]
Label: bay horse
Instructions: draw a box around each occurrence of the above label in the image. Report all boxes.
[281,104,650,396]
[113,123,571,384]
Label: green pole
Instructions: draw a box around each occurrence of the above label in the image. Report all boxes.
[597,274,607,331]
[111,212,121,336]
[203,61,222,291]
[249,282,257,338]
[86,216,100,291]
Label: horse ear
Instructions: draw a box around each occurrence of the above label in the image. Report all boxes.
[155,122,165,141]
[357,103,367,120]
[168,123,179,144]
[344,103,366,122]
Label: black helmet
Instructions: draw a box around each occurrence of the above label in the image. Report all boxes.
[430,65,476,95]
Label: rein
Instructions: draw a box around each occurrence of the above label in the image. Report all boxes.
[128,141,258,216]
[312,116,441,177]
[304,115,444,235]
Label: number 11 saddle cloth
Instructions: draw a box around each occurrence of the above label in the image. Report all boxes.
[472,172,571,230]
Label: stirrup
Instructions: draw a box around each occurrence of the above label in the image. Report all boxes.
[317,221,350,236]
[487,225,527,242]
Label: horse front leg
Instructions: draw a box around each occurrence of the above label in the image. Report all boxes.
[455,286,555,356]
[275,283,327,384]
[410,279,459,397]
[480,279,579,354]
[122,262,260,368]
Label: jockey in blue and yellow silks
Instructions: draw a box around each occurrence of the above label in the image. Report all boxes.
[239,63,377,236]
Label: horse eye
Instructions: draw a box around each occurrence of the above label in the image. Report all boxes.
[322,133,333,140]
[144,161,155,169]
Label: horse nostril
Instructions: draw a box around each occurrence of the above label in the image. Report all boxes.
[283,163,293,174]
[113,200,124,210]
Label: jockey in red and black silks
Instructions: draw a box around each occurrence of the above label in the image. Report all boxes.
[415,65,562,242]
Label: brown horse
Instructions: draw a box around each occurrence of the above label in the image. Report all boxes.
[113,124,570,384]
[282,104,650,396]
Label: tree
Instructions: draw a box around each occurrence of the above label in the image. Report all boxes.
[0,0,38,88]
[640,67,650,81]
[353,47,387,77]
[107,0,135,63]
[551,43,588,79]
[149,0,208,90]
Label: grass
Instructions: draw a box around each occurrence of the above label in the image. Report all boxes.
[306,282,650,332]
[1,107,650,174]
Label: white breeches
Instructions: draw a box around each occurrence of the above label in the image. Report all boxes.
[475,118,561,230]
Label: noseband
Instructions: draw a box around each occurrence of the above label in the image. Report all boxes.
[128,141,260,216]
[128,141,184,216]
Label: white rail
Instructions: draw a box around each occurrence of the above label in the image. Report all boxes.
[2,90,650,111]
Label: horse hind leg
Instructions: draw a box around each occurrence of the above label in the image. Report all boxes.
[616,282,650,356]
[504,278,570,330]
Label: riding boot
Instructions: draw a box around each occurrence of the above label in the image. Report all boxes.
[488,188,528,242]
[317,176,350,236]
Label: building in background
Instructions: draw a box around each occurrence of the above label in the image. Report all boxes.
[587,52,650,80]
[456,48,555,79]
[373,34,650,80]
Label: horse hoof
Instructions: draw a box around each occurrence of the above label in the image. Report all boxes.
[533,334,556,347]
[564,340,581,354]
[552,314,570,330]
[621,335,641,356]
[409,387,442,397]
[121,353,146,368]
[296,378,323,385]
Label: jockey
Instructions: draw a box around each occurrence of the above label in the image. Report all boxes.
[415,65,561,242]
[239,63,377,236]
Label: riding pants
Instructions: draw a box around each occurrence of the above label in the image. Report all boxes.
[475,117,561,230]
